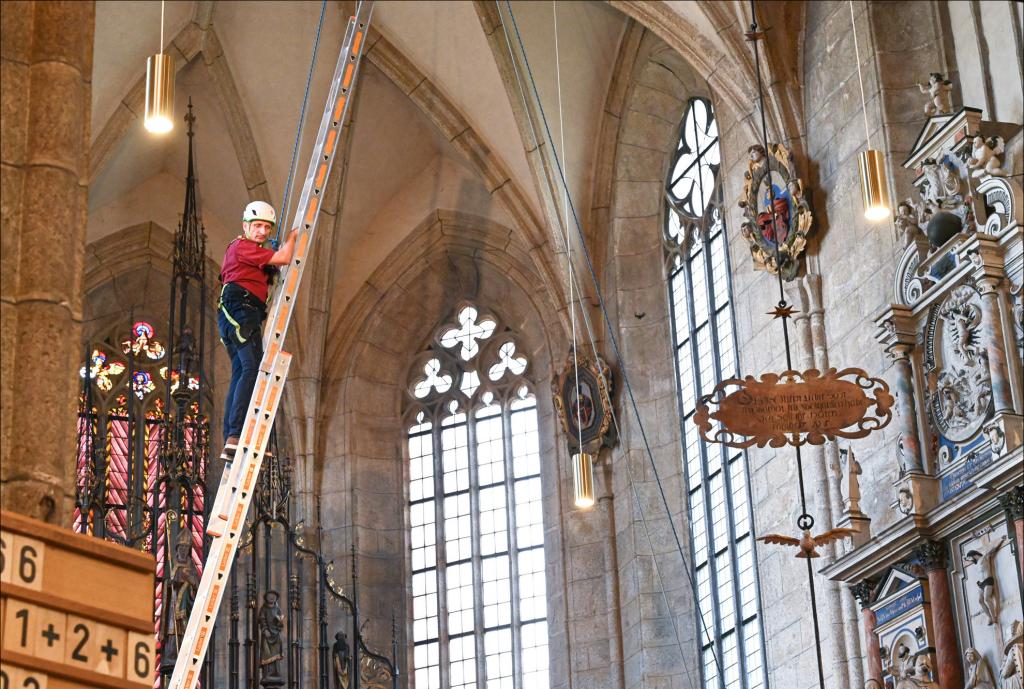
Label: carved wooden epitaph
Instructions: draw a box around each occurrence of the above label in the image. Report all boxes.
[694,367,894,448]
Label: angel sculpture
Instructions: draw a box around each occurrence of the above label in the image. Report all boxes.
[967,136,1007,178]
[917,72,954,116]
[757,527,857,558]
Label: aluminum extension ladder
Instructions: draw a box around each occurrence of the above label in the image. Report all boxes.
[167,5,373,687]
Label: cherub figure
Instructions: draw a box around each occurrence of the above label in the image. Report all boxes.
[917,73,954,116]
[787,178,811,218]
[895,200,926,248]
[967,136,1007,178]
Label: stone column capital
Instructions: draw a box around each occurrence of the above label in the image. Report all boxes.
[998,485,1024,521]
[874,304,916,354]
[962,232,1005,285]
[914,540,948,571]
[974,272,1002,296]
[851,579,877,609]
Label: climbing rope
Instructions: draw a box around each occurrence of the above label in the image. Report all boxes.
[275,0,328,245]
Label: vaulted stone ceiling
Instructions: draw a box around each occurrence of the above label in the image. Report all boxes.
[87,0,802,331]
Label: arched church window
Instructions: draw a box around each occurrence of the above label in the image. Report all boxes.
[405,304,548,689]
[664,98,766,689]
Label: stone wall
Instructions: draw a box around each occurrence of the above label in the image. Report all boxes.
[200,0,1019,675]
[598,33,705,689]
[945,0,1024,127]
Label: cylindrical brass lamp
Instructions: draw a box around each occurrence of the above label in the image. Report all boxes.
[572,452,595,508]
[858,150,890,223]
[145,53,174,134]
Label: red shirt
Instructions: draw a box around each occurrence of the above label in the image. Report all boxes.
[220,237,276,303]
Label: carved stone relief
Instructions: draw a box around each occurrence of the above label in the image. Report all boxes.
[1010,281,1024,364]
[891,90,1022,308]
[950,519,1022,684]
[924,285,993,448]
[1001,621,1024,689]
[963,646,996,689]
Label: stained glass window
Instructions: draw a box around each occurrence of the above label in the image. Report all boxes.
[74,320,207,681]
[407,304,548,689]
[665,98,766,689]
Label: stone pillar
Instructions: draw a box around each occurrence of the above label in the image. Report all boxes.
[916,541,964,689]
[998,486,1024,578]
[0,1,95,523]
[875,306,923,472]
[852,580,883,686]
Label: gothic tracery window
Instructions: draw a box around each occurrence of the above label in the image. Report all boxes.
[406,304,548,689]
[665,98,767,689]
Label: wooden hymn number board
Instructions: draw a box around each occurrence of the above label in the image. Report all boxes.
[0,510,156,689]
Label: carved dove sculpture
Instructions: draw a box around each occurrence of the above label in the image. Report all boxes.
[757,528,857,558]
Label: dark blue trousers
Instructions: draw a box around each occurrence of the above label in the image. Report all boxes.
[218,300,264,441]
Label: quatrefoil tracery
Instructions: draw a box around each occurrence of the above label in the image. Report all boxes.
[439,306,496,361]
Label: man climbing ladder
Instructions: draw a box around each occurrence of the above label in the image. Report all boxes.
[167,5,374,688]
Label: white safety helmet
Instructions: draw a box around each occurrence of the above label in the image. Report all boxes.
[242,200,277,226]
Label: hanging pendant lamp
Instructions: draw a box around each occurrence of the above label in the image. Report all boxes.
[851,1,890,221]
[572,451,595,508]
[859,149,891,221]
[144,1,174,134]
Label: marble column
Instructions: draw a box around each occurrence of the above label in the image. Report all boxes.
[0,1,95,523]
[998,486,1024,578]
[852,580,883,686]
[975,275,1014,413]
[891,348,923,473]
[876,307,924,475]
[916,541,963,689]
